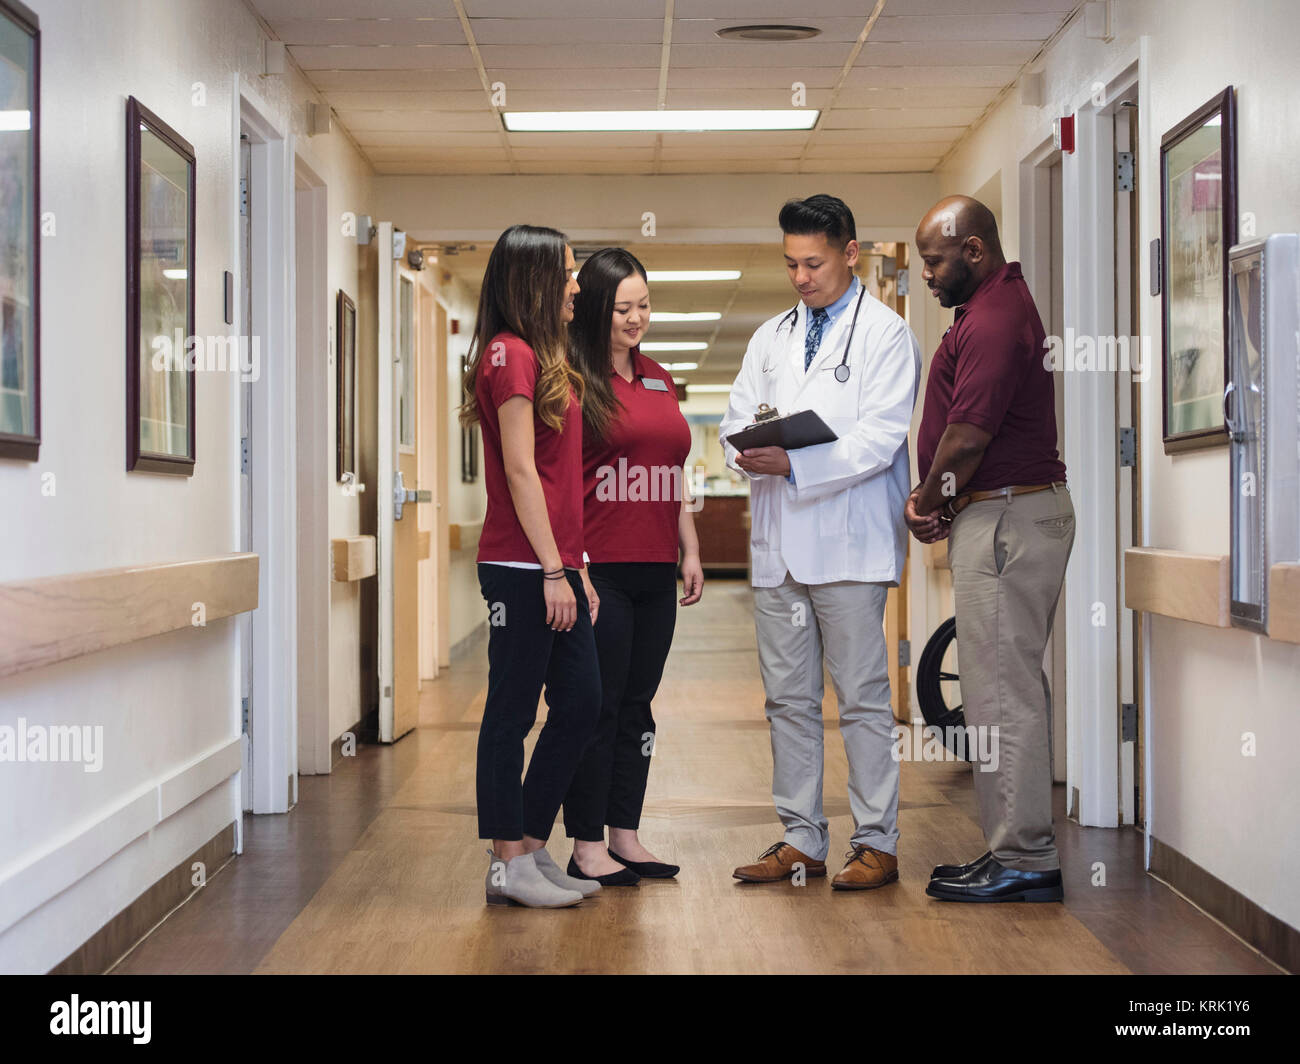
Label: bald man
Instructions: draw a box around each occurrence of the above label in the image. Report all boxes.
[908,195,1074,903]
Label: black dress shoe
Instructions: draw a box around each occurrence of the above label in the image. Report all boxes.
[930,850,993,880]
[567,854,640,887]
[608,848,679,879]
[926,858,1063,903]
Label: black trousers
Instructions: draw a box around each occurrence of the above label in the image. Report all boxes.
[475,564,601,842]
[563,562,678,841]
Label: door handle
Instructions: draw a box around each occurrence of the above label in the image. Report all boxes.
[393,471,431,520]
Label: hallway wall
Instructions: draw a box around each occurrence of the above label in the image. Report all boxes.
[935,0,1300,931]
[0,0,374,972]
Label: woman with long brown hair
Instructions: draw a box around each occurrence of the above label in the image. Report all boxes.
[561,247,703,886]
[461,224,603,908]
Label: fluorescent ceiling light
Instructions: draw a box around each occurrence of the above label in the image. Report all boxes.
[503,109,818,133]
[642,342,707,352]
[646,270,741,282]
[163,269,188,280]
[652,311,722,322]
[682,384,733,393]
[664,362,699,371]
[0,110,31,131]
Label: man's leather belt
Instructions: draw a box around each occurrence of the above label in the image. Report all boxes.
[947,482,1064,518]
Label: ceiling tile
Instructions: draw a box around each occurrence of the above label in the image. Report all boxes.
[857,40,1041,66]
[670,42,856,68]
[288,44,474,70]
[325,91,489,111]
[337,109,501,132]
[468,18,667,45]
[476,44,663,68]
[254,0,458,16]
[482,68,662,90]
[822,107,986,129]
[869,13,1069,42]
[667,67,838,89]
[845,64,1022,87]
[306,68,483,91]
[270,18,466,46]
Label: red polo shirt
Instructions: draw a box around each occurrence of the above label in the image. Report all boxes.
[475,331,585,569]
[583,349,692,563]
[917,262,1067,492]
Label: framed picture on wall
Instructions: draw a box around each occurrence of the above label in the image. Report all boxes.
[0,0,40,461]
[1159,86,1237,453]
[126,96,196,474]
[336,290,356,481]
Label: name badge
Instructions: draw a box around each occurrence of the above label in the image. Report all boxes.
[641,377,670,392]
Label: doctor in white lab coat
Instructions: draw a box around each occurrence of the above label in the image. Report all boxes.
[722,195,920,891]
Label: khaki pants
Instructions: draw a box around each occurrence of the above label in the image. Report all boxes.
[753,575,897,862]
[947,485,1074,872]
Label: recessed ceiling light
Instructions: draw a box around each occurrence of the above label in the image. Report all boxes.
[683,384,734,393]
[716,25,822,42]
[502,110,818,133]
[663,362,699,371]
[646,270,741,282]
[642,342,708,352]
[652,311,722,322]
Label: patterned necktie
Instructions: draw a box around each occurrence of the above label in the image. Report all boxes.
[804,307,829,371]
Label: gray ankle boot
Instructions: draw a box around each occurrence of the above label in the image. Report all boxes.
[484,849,584,908]
[532,847,601,897]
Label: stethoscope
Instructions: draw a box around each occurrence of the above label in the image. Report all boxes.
[765,283,867,383]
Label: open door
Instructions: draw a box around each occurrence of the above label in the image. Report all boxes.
[374,222,429,744]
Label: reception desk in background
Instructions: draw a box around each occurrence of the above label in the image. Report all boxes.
[694,491,750,573]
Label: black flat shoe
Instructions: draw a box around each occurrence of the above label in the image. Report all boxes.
[608,848,679,879]
[930,850,993,880]
[567,854,640,887]
[926,858,1063,903]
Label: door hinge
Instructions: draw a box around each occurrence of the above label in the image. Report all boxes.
[241,696,250,734]
[1118,426,1136,467]
[239,177,249,217]
[895,268,909,297]
[898,639,911,668]
[240,436,250,474]
[1116,151,1135,192]
[1121,702,1138,743]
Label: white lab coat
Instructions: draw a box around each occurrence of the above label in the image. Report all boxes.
[719,284,921,588]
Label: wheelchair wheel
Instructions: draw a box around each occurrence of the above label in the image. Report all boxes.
[915,616,973,760]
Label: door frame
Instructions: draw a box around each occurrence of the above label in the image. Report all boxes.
[1019,136,1068,784]
[235,77,298,814]
[376,222,396,742]
[293,153,331,775]
[1023,44,1144,831]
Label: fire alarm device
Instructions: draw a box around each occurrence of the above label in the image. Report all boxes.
[1053,114,1075,154]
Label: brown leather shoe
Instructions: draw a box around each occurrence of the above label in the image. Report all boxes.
[831,845,899,890]
[733,842,827,883]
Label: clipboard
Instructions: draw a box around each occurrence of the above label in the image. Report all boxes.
[725,407,837,452]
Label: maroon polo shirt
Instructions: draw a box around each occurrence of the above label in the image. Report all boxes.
[916,262,1067,492]
[475,331,585,569]
[583,349,692,563]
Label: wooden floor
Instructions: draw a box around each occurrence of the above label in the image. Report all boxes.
[114,579,1278,975]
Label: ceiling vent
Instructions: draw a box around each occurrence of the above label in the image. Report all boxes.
[715,24,822,41]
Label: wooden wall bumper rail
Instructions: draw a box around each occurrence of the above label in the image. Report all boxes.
[331,536,376,581]
[450,521,483,553]
[1268,563,1300,643]
[0,553,259,680]
[1124,547,1229,628]
[1125,550,1300,643]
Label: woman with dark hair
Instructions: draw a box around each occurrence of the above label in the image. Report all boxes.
[461,224,603,908]
[561,247,703,886]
